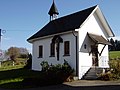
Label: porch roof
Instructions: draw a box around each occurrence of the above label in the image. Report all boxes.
[88,33,112,45]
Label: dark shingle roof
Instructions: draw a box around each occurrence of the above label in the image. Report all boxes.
[27,5,97,41]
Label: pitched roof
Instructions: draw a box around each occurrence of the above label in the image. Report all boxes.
[27,5,97,42]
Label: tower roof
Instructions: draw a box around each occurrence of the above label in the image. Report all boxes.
[48,0,59,16]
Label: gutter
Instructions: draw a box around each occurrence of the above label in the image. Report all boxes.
[27,31,73,43]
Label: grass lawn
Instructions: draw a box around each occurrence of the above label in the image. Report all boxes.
[0,65,24,71]
[109,51,120,59]
[0,59,42,89]
[0,68,69,89]
[0,65,69,89]
[0,58,73,89]
[0,63,72,89]
[0,68,43,89]
[2,51,119,89]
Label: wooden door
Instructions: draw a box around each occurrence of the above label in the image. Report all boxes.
[91,45,98,66]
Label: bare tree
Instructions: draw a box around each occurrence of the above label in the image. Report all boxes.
[7,47,20,62]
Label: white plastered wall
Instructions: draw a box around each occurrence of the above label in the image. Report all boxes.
[77,13,109,79]
[32,33,77,74]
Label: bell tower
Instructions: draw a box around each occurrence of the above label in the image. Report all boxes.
[48,0,59,21]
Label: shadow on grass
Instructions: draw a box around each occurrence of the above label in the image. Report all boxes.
[0,69,120,89]
[0,74,67,89]
[0,68,70,89]
[2,68,118,90]
[0,68,41,80]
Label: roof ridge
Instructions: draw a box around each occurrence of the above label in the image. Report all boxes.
[53,5,97,21]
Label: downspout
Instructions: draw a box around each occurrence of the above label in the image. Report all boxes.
[72,31,78,76]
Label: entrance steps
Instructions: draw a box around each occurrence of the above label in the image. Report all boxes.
[82,67,104,80]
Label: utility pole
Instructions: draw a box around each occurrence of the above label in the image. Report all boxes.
[0,29,6,67]
[0,29,6,49]
[0,29,2,49]
[0,29,2,67]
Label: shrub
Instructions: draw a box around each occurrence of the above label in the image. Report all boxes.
[40,60,74,83]
[40,61,49,72]
[24,54,32,69]
[108,60,120,79]
[22,61,74,87]
[62,60,73,73]
[98,71,113,81]
[98,59,120,80]
[109,60,120,74]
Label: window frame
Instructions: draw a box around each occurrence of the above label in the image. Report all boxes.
[64,41,70,56]
[38,45,43,58]
[50,43,55,57]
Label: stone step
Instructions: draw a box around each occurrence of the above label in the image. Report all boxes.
[82,67,104,80]
[83,76,98,80]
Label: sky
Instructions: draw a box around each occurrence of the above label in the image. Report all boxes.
[0,0,120,53]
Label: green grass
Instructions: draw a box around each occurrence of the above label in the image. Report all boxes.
[16,58,28,61]
[0,61,72,89]
[0,68,41,80]
[0,68,43,89]
[0,67,66,89]
[0,78,23,85]
[0,60,25,71]
[0,60,43,89]
[0,65,24,71]
[109,51,120,59]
